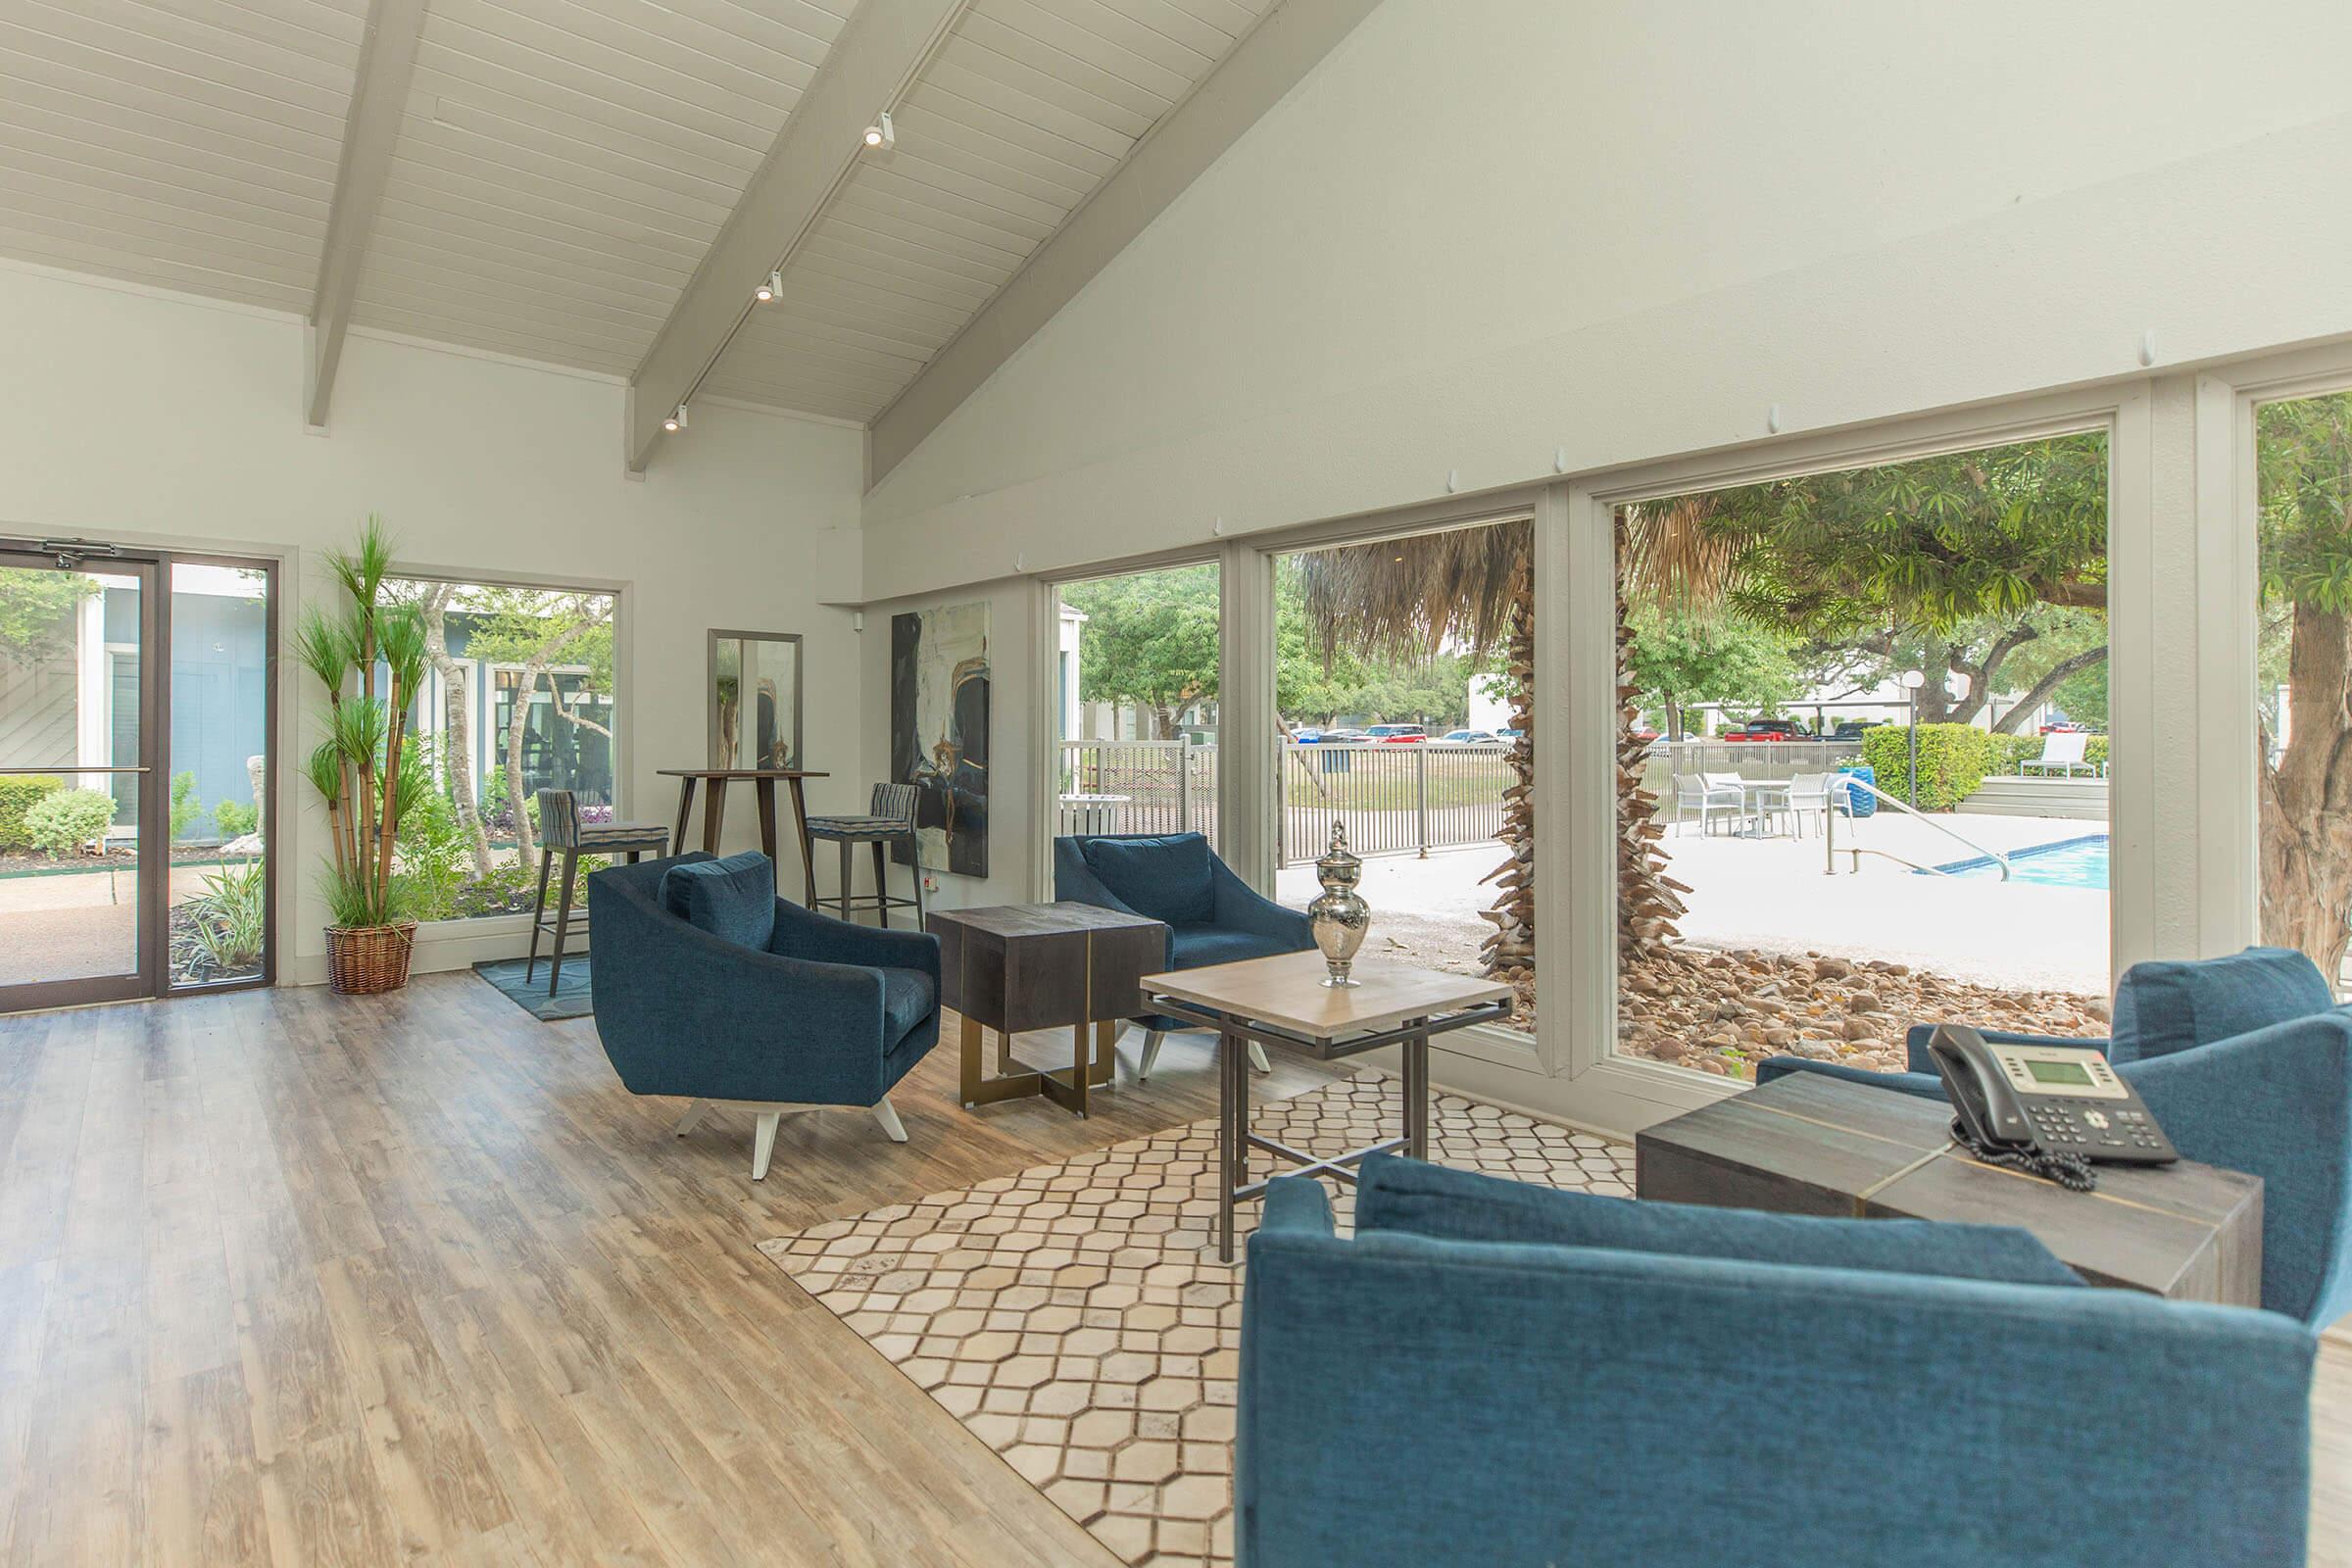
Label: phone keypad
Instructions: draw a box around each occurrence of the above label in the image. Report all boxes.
[2025,1099,2173,1159]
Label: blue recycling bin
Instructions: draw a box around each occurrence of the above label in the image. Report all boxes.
[1835,761,1877,817]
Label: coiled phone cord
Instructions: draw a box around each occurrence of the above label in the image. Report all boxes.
[1949,1119,2098,1193]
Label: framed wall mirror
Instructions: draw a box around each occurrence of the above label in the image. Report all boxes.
[709,629,803,771]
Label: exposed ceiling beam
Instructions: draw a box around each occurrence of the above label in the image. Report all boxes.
[625,0,967,474]
[864,0,1387,486]
[306,0,426,432]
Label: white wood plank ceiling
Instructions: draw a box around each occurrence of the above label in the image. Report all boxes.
[700,0,1276,422]
[0,0,1275,426]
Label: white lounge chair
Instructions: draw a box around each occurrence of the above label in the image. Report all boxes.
[1675,772,1743,836]
[2020,731,2101,777]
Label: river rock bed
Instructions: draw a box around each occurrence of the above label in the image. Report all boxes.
[1616,944,2107,1080]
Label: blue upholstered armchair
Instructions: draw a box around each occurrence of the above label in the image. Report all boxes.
[1759,946,2352,1329]
[1241,1156,2318,1568]
[1054,832,1314,1079]
[587,852,941,1180]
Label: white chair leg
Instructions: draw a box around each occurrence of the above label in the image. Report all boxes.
[673,1099,711,1136]
[1137,1029,1166,1081]
[1249,1041,1271,1075]
[870,1097,907,1143]
[751,1110,781,1181]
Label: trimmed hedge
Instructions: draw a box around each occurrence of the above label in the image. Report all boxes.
[1858,724,1993,811]
[0,774,62,851]
[1867,725,2109,809]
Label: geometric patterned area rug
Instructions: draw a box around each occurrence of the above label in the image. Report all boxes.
[759,1072,1634,1567]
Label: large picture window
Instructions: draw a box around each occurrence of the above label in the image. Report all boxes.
[388,578,618,921]
[1611,434,2113,1081]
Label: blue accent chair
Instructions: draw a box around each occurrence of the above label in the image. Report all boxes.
[1054,832,1314,1080]
[1758,946,2352,1328]
[1240,1157,2318,1567]
[587,852,941,1180]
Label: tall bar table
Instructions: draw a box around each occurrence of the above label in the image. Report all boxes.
[658,767,830,905]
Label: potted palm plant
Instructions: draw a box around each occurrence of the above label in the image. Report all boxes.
[298,517,429,994]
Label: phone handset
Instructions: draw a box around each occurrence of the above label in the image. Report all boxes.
[1926,1024,2099,1193]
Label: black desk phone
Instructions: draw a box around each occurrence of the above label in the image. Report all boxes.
[1926,1024,2176,1192]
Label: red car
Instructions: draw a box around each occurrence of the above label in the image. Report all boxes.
[1722,718,1806,742]
[1365,724,1427,744]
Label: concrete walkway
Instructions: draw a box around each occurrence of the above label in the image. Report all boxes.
[1274,808,2109,995]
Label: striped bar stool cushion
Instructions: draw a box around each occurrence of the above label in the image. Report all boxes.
[808,814,907,839]
[539,789,669,852]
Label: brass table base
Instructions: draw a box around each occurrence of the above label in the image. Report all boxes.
[961,1017,1119,1117]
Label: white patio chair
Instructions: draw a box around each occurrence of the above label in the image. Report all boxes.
[1784,772,1853,838]
[1675,772,1743,836]
[2020,731,2100,777]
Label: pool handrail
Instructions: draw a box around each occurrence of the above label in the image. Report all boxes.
[1823,774,2011,882]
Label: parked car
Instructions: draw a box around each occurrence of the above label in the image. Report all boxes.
[1292,728,1326,744]
[2038,720,2093,736]
[1722,717,1806,741]
[1318,728,1373,746]
[1824,720,1875,741]
[1365,724,1427,744]
[1436,729,1500,745]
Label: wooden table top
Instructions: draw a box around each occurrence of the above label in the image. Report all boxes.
[928,902,1166,940]
[1142,950,1511,1042]
[657,767,829,779]
[1637,1071,2265,1301]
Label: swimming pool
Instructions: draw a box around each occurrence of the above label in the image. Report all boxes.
[1926,834,2110,890]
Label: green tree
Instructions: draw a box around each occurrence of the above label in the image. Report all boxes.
[1061,566,1220,738]
[2256,390,2352,981]
[0,566,102,664]
[1640,433,2111,729]
[1622,604,1801,739]
[454,587,614,860]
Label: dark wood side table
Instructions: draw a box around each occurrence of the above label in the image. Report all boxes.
[1636,1071,2264,1303]
[657,767,829,905]
[930,903,1168,1119]
[1143,951,1514,1262]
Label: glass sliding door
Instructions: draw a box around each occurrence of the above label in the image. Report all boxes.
[0,549,160,1009]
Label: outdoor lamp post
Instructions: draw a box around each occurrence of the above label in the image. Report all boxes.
[1900,669,1928,804]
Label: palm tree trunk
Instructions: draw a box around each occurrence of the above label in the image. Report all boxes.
[1615,514,1687,957]
[1478,556,1537,980]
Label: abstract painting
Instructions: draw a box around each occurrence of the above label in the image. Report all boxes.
[891,602,989,878]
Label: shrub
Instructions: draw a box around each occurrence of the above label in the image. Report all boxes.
[169,769,203,842]
[1857,724,1994,811]
[24,788,120,856]
[216,799,259,839]
[0,774,62,850]
[183,858,267,972]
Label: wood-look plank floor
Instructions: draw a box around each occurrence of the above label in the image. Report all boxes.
[0,975,2342,1565]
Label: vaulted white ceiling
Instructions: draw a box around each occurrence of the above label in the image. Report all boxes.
[0,0,1328,456]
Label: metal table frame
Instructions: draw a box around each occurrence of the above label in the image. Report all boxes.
[1146,992,1514,1260]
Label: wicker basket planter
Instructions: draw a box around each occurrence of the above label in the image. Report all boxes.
[325,921,417,995]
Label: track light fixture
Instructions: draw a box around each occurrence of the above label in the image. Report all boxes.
[862,109,895,151]
[662,403,688,434]
[755,269,781,304]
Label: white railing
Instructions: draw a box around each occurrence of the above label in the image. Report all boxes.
[1824,774,2011,879]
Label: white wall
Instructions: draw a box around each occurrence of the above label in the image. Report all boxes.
[0,262,864,983]
[863,0,2352,595]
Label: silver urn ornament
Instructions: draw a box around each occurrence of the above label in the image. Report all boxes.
[1305,820,1369,988]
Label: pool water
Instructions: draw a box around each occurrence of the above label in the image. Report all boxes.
[1933,834,2110,890]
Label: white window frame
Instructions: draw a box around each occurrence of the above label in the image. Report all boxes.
[1016,357,2322,1136]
